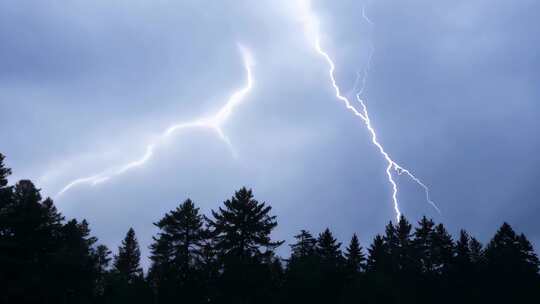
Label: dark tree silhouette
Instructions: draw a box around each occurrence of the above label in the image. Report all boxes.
[315,228,345,304]
[207,187,283,304]
[484,222,540,302]
[290,229,317,259]
[107,228,151,304]
[344,233,365,275]
[148,199,207,304]
[114,228,143,281]
[95,244,112,298]
[283,230,321,304]
[1,152,539,304]
[365,234,394,303]
[413,216,435,273]
[0,153,11,205]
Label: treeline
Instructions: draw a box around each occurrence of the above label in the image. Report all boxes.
[0,153,539,304]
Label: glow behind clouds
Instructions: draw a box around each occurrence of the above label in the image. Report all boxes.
[57,45,254,197]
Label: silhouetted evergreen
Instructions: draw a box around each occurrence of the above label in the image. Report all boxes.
[483,222,540,302]
[344,233,365,275]
[0,153,539,304]
[206,187,284,304]
[283,230,321,304]
[0,153,11,204]
[0,176,105,303]
[148,199,207,304]
[314,228,345,304]
[106,228,151,304]
[95,244,112,299]
[113,228,143,281]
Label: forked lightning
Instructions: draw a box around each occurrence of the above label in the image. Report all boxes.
[56,46,254,197]
[297,0,440,220]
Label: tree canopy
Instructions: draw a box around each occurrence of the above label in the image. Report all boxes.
[0,153,538,304]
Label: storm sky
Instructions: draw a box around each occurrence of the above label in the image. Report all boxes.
[1,0,539,264]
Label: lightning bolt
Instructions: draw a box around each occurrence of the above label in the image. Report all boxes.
[56,45,254,197]
[298,0,440,220]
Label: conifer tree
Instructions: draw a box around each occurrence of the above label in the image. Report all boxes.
[413,216,435,273]
[366,235,388,273]
[384,216,415,274]
[344,233,365,275]
[149,199,207,303]
[430,223,454,275]
[455,230,472,270]
[114,228,143,282]
[56,218,100,302]
[0,153,11,205]
[468,236,483,265]
[317,228,342,262]
[282,229,322,304]
[95,244,112,298]
[485,223,539,276]
[207,187,283,304]
[315,228,345,304]
[207,187,283,259]
[290,230,317,259]
[484,223,540,301]
[96,244,112,274]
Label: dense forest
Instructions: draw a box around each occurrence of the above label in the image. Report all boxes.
[0,152,538,304]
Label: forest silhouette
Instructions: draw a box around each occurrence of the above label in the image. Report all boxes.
[0,153,538,304]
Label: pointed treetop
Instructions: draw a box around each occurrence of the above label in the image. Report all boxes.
[114,227,143,282]
[345,233,366,273]
[317,228,342,261]
[0,153,11,188]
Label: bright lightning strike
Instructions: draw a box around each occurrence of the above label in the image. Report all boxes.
[297,0,440,220]
[56,45,254,198]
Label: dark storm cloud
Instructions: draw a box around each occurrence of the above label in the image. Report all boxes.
[1,0,539,264]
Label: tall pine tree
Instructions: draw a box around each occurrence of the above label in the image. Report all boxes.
[207,187,283,304]
[344,233,365,275]
[113,228,143,282]
[149,199,207,304]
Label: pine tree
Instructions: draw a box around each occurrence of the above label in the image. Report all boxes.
[484,223,540,301]
[468,236,483,265]
[96,244,112,274]
[114,228,143,282]
[517,233,539,274]
[56,218,100,302]
[6,181,66,302]
[207,187,283,259]
[365,234,395,303]
[152,199,205,272]
[366,235,388,273]
[384,216,415,274]
[283,230,321,304]
[207,187,283,304]
[413,216,435,273]
[344,233,365,275]
[0,177,103,303]
[314,228,345,304]
[149,199,207,304]
[290,230,317,259]
[0,153,12,205]
[0,153,10,186]
[485,223,539,277]
[430,223,454,275]
[94,244,112,298]
[455,230,471,271]
[317,228,342,262]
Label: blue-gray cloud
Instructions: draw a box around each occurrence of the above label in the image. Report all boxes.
[1,0,539,265]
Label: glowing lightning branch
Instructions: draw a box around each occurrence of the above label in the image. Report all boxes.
[56,45,254,197]
[298,0,440,220]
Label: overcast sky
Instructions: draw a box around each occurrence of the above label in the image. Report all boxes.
[1,0,539,265]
